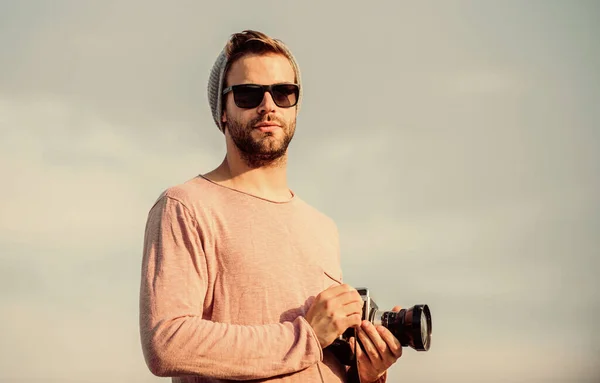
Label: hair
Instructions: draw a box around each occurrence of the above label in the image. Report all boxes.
[223,30,297,84]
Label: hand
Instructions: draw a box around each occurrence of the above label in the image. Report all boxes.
[350,306,403,383]
[305,284,364,349]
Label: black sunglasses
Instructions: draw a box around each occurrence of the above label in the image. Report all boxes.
[222,83,300,109]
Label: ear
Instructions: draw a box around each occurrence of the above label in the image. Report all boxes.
[221,110,227,124]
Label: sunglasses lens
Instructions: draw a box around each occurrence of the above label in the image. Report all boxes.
[233,85,264,108]
[272,84,299,107]
[231,84,299,108]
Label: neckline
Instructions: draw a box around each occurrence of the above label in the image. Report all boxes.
[197,174,296,204]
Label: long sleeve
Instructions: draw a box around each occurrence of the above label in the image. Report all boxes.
[347,365,388,383]
[139,196,323,380]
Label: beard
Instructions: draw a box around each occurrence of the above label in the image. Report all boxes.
[226,113,296,169]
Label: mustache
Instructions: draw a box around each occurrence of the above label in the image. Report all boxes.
[250,114,286,127]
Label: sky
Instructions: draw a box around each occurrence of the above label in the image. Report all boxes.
[0,1,599,382]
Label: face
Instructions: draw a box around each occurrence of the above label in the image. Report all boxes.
[222,53,297,168]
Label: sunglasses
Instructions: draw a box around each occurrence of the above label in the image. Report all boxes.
[222,83,300,109]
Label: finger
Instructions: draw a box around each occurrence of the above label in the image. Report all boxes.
[392,305,402,312]
[357,322,383,363]
[354,331,370,366]
[350,331,369,365]
[339,313,362,332]
[317,283,344,300]
[341,289,363,306]
[348,335,368,366]
[376,325,403,359]
[316,287,359,315]
[323,284,361,303]
[333,292,363,313]
[342,300,364,317]
[331,283,355,296]
[361,321,388,360]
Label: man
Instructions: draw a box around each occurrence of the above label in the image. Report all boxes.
[139,30,402,383]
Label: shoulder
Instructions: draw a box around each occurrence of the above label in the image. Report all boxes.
[146,176,227,220]
[293,196,339,235]
[150,176,217,207]
[144,176,227,236]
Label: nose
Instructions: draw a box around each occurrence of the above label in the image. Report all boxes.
[257,90,277,115]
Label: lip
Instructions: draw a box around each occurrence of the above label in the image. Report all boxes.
[254,122,281,132]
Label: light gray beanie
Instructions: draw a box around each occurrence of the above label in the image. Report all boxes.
[207,36,303,133]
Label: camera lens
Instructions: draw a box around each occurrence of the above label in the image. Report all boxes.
[420,310,430,349]
[381,304,432,351]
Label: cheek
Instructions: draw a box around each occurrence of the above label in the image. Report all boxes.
[226,108,258,127]
[282,108,297,123]
[223,104,240,124]
[286,115,297,131]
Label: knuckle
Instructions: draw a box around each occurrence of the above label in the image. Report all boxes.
[315,292,326,304]
[332,317,345,332]
[334,323,344,334]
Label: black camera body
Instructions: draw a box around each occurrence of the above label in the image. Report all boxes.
[326,287,432,366]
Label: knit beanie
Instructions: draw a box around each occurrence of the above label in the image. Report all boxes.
[207,37,303,133]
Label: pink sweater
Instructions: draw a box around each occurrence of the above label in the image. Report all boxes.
[139,175,376,382]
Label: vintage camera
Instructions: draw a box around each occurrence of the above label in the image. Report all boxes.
[326,288,432,366]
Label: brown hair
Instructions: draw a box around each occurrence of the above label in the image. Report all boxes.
[223,30,297,83]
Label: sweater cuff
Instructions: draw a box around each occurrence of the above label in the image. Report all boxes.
[298,315,323,362]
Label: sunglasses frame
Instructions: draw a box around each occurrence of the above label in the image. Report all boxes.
[222,83,300,109]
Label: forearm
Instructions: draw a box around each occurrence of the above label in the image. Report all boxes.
[140,313,322,380]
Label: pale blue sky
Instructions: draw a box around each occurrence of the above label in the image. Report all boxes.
[1,1,599,382]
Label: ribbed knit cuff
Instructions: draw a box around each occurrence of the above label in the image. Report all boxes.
[298,315,323,362]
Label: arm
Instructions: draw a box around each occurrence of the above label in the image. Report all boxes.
[139,196,322,380]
